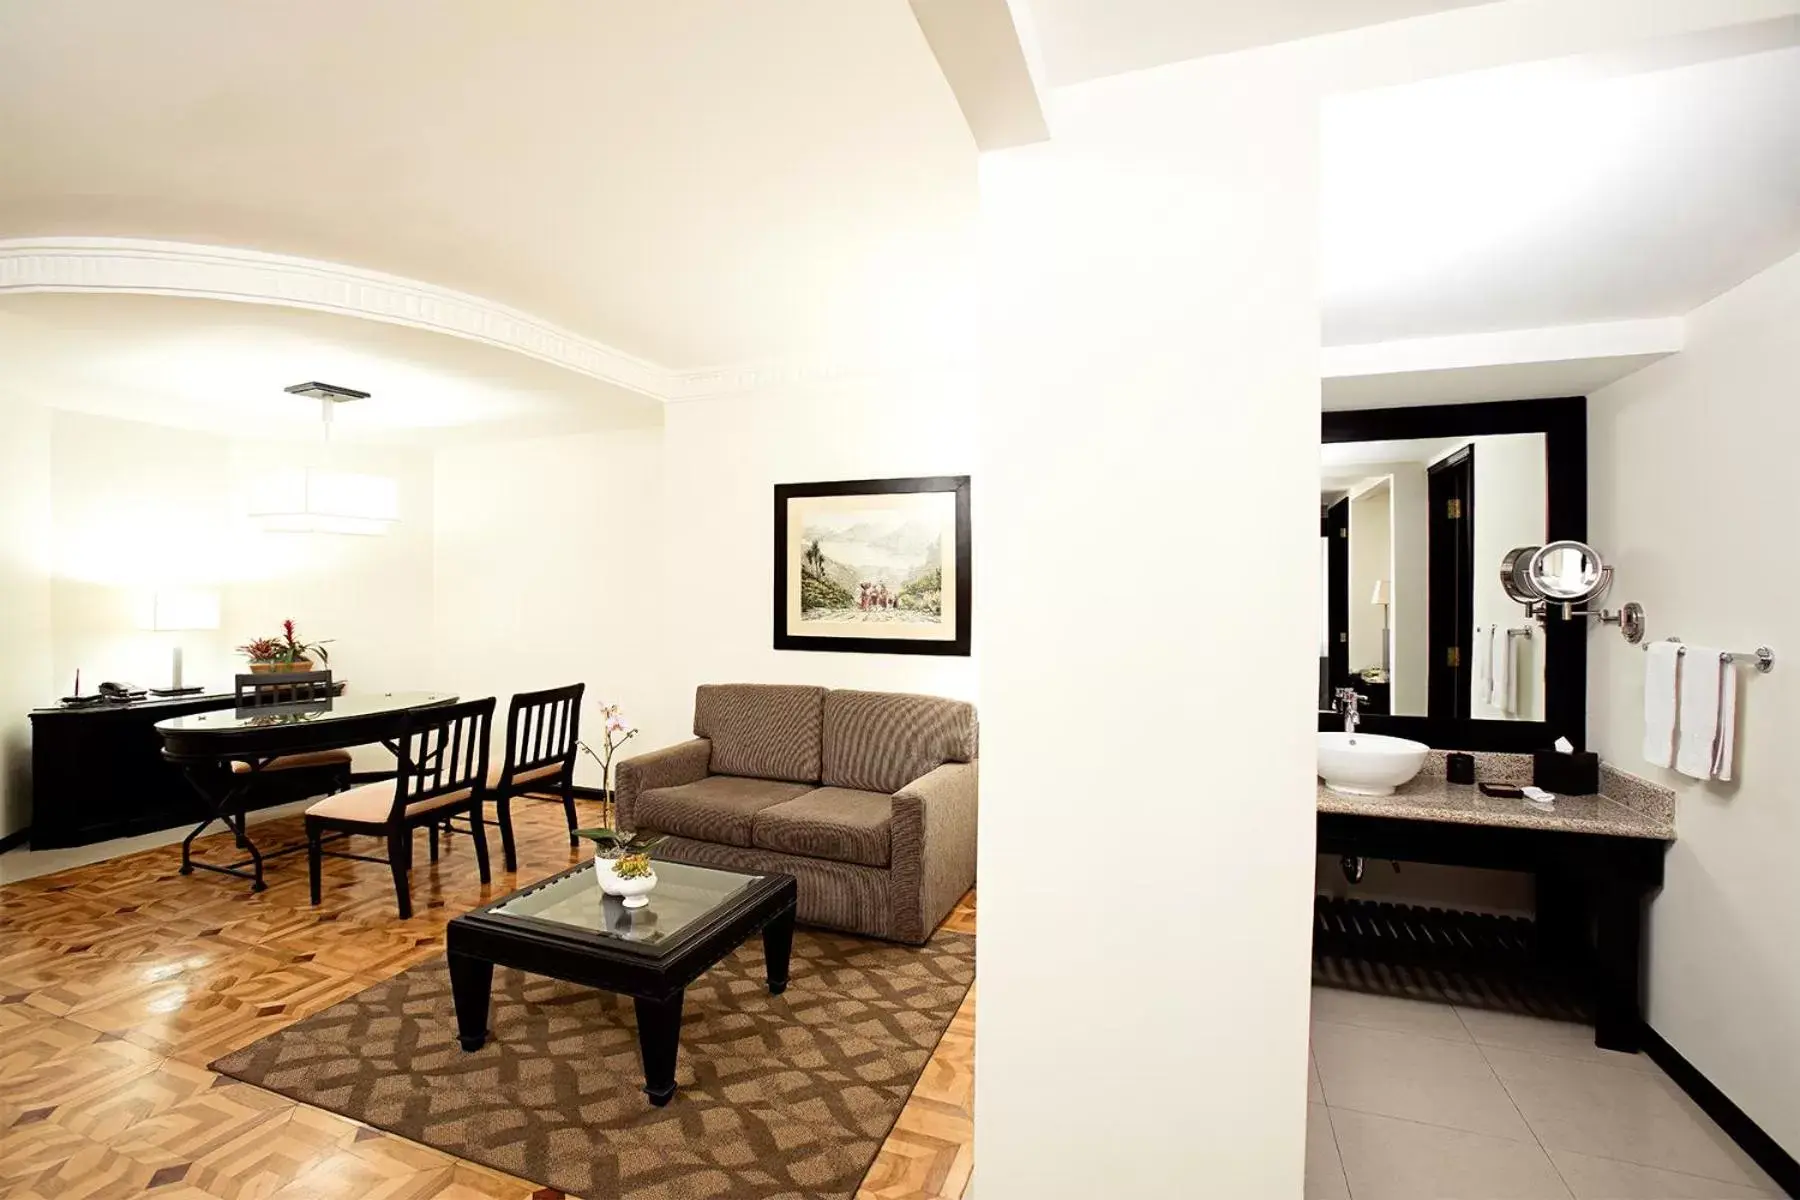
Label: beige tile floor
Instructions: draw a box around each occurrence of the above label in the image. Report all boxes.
[1305,987,1785,1200]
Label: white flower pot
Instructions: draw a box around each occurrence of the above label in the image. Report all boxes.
[593,857,624,896]
[612,870,657,909]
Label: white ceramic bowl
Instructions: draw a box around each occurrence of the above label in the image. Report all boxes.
[1317,731,1430,796]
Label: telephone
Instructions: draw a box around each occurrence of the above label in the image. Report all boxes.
[97,681,147,702]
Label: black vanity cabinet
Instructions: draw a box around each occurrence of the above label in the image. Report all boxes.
[28,694,237,848]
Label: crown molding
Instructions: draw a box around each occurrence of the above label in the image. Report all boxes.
[0,237,970,404]
[0,237,670,399]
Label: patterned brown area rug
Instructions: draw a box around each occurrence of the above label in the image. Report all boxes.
[212,927,974,1199]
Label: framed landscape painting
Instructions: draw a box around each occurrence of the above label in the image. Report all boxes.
[774,475,971,656]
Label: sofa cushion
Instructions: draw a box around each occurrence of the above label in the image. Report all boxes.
[693,684,826,784]
[821,689,978,794]
[752,787,893,868]
[634,775,813,848]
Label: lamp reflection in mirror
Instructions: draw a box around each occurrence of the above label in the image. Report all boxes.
[1370,578,1392,676]
[249,468,398,536]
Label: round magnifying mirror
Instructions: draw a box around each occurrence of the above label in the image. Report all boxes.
[1499,546,1543,603]
[1527,540,1607,602]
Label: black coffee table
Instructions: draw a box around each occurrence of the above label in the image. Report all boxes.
[445,858,797,1106]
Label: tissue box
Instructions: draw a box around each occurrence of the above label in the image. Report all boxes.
[1533,750,1599,796]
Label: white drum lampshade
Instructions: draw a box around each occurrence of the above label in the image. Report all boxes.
[249,468,398,535]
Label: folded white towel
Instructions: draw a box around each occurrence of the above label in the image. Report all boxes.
[1642,642,1681,769]
[1495,628,1516,716]
[1675,646,1728,781]
[1479,624,1498,708]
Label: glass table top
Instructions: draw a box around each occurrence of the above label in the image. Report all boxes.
[489,859,761,950]
[154,691,454,732]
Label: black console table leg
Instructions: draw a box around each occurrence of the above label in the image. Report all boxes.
[1594,884,1646,1053]
[449,952,494,1051]
[763,904,796,996]
[633,991,685,1106]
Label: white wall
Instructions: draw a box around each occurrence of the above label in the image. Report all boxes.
[431,426,665,784]
[653,374,979,749]
[0,398,53,837]
[46,410,436,773]
[1589,248,1800,1158]
[976,49,1319,1198]
[1465,433,1547,721]
[1347,483,1391,672]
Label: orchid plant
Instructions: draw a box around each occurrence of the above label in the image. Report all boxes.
[576,701,637,827]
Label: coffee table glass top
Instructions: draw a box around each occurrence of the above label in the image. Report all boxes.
[489,859,760,949]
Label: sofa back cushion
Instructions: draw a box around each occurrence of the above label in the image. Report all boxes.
[693,684,826,783]
[821,689,977,794]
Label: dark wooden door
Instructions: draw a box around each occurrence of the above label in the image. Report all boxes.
[1326,500,1350,707]
[1427,447,1476,720]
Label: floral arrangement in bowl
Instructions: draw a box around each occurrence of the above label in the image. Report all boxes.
[575,828,665,907]
[237,619,333,673]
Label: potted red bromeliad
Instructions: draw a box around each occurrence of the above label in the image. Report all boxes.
[237,619,333,674]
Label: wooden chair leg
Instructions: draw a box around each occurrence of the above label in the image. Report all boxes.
[306,819,323,906]
[387,829,413,919]
[430,823,439,862]
[496,795,518,874]
[562,779,579,847]
[469,804,492,885]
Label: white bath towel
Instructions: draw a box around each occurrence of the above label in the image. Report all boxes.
[1642,642,1681,769]
[1715,658,1739,782]
[1475,624,1491,705]
[1675,647,1728,781]
[1495,628,1517,716]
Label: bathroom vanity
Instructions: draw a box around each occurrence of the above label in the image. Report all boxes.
[1316,756,1673,1052]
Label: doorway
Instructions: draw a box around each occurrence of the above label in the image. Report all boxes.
[1426,446,1475,720]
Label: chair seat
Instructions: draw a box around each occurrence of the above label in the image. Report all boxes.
[307,780,474,823]
[486,760,566,790]
[634,775,813,848]
[752,787,892,868]
[232,749,353,774]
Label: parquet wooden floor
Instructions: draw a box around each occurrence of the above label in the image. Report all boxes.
[0,800,976,1200]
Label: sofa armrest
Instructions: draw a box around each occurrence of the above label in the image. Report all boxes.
[615,738,712,831]
[889,760,978,944]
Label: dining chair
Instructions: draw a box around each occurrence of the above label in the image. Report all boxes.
[304,696,495,919]
[437,682,584,873]
[230,671,352,793]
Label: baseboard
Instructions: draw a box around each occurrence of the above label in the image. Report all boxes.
[569,786,610,802]
[1640,1024,1799,1197]
[0,827,29,855]
[348,770,397,785]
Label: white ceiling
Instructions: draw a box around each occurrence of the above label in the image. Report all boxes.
[1323,44,1800,347]
[1023,0,1489,87]
[0,0,978,371]
[0,293,659,444]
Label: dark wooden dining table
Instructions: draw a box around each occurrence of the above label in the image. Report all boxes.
[156,690,456,891]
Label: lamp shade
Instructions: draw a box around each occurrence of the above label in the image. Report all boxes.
[148,589,221,632]
[1370,579,1391,605]
[249,468,398,535]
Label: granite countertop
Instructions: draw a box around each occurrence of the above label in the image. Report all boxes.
[1316,753,1676,840]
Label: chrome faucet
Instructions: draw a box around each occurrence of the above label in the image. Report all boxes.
[1334,687,1364,734]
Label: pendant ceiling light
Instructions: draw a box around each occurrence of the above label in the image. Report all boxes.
[248,382,398,536]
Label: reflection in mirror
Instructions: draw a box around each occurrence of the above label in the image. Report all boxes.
[1530,540,1605,601]
[1320,432,1547,722]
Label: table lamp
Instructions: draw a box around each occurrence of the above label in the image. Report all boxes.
[1370,579,1392,676]
[147,589,221,696]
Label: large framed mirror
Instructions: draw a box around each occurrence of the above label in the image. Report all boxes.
[1320,397,1587,751]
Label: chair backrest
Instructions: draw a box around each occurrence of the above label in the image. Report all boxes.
[501,682,585,784]
[235,670,334,707]
[392,697,496,820]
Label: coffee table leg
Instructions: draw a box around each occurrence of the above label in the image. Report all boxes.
[763,904,796,996]
[448,952,493,1051]
[633,991,685,1106]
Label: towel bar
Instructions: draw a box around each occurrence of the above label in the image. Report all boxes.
[1644,637,1775,674]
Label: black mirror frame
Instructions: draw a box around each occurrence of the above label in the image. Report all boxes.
[1320,396,1587,752]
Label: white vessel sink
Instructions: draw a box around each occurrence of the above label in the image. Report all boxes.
[1317,731,1430,796]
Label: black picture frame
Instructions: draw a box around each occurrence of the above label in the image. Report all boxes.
[772,475,972,657]
[1321,397,1587,752]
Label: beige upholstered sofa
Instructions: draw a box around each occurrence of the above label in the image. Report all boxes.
[615,684,977,944]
